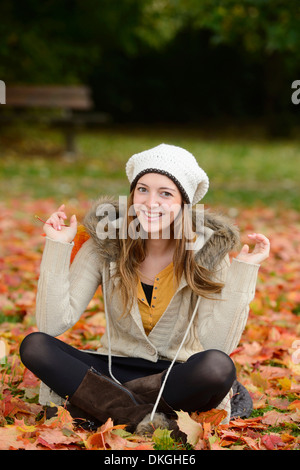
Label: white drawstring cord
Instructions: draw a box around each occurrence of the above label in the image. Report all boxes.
[102,268,121,384]
[150,296,201,422]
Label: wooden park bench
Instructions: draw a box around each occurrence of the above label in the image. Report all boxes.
[2,85,110,155]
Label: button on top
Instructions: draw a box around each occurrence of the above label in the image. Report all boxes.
[146,343,156,355]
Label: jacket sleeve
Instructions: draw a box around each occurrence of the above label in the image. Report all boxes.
[197,255,259,355]
[36,237,102,337]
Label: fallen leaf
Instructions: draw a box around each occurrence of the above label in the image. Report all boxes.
[262,410,293,426]
[191,408,227,427]
[261,434,285,450]
[176,411,203,447]
[84,418,145,450]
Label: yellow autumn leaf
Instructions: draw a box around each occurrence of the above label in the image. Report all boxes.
[277,377,291,391]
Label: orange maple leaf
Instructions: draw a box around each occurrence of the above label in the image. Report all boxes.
[191,408,227,427]
[70,225,90,264]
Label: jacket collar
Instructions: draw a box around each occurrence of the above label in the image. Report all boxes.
[83,195,240,275]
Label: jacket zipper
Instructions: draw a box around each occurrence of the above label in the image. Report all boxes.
[89,367,139,406]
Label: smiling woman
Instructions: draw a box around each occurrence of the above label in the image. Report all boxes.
[20,142,270,437]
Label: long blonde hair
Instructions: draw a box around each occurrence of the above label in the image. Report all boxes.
[114,191,224,317]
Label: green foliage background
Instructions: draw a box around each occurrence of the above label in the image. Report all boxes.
[1,1,300,129]
[1,1,300,209]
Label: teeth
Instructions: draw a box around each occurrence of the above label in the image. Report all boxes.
[144,211,162,218]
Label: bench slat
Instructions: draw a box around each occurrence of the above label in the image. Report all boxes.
[6,85,93,109]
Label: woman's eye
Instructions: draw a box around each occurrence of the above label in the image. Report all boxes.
[137,187,172,197]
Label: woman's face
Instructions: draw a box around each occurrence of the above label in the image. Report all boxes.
[132,173,183,238]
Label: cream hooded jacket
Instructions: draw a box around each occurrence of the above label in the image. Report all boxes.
[36,197,259,412]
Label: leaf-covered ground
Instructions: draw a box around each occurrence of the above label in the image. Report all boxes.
[0,198,299,450]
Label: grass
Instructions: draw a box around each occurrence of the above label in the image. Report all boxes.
[0,122,299,210]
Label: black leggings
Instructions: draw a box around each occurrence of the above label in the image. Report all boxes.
[20,332,236,412]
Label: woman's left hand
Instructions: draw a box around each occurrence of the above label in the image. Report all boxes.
[236,233,270,265]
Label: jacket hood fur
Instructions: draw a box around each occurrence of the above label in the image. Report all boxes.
[83,196,240,271]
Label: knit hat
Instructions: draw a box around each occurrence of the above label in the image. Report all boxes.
[125,143,209,205]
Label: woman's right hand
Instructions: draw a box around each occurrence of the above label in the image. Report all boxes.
[43,204,77,243]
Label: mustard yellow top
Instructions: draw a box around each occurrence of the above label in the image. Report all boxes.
[137,262,178,335]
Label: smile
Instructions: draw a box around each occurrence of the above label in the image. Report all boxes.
[142,210,163,220]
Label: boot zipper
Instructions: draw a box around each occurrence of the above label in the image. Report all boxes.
[89,367,139,406]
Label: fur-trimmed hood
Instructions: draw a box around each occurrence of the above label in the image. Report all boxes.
[83,196,240,271]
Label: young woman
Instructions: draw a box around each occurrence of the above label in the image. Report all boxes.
[20,143,270,434]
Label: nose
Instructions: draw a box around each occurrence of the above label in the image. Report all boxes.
[144,191,160,209]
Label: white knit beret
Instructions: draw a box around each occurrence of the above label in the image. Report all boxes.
[125,143,209,205]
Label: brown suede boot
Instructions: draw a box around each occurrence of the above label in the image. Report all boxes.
[123,370,174,416]
[69,367,172,433]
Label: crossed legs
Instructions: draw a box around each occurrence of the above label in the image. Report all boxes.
[20,332,236,412]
